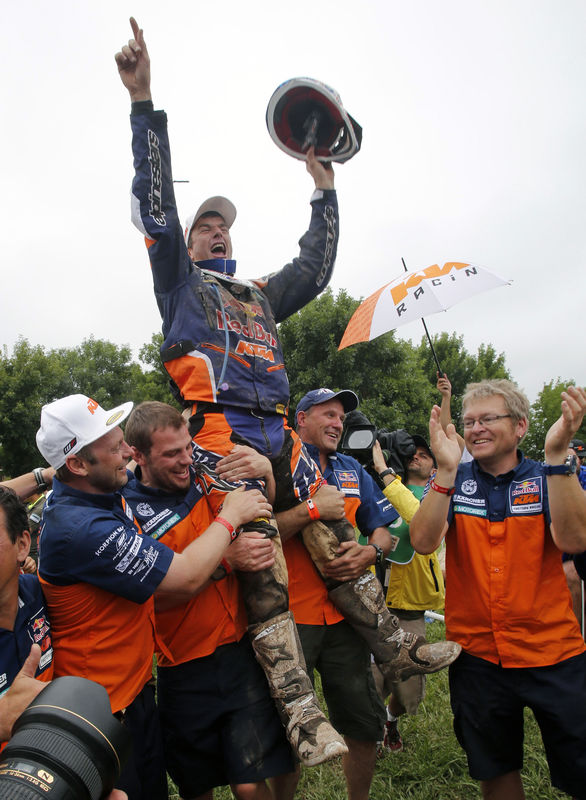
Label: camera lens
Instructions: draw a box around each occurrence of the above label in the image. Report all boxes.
[0,676,131,799]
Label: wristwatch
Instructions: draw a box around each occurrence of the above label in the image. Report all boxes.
[369,543,384,566]
[33,467,47,491]
[378,467,398,482]
[542,454,579,476]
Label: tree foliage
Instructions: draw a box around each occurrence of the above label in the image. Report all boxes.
[2,289,578,477]
[0,335,177,477]
[279,289,510,438]
[522,378,586,461]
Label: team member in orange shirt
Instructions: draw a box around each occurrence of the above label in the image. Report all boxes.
[276,389,460,800]
[411,380,586,800]
[36,394,271,800]
[122,402,296,800]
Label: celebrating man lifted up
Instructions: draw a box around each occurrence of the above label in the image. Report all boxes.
[115,17,458,766]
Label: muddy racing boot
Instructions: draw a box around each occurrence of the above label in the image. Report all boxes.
[328,572,461,683]
[249,611,348,766]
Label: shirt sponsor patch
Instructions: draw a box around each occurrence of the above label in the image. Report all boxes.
[454,504,487,517]
[509,476,543,514]
[39,648,53,670]
[334,469,360,497]
[141,508,173,534]
[95,527,132,557]
[148,513,181,540]
[453,494,485,506]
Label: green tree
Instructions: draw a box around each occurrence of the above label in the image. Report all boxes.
[0,338,68,476]
[279,291,512,439]
[0,335,177,477]
[137,332,178,404]
[279,288,435,435]
[522,378,586,461]
[415,332,510,423]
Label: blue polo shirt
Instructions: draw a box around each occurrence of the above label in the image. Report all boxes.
[0,574,53,699]
[303,444,398,534]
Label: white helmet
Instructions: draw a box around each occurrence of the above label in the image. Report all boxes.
[266,77,362,164]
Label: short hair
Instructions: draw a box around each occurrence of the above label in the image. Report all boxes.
[0,487,29,543]
[462,379,530,424]
[125,402,186,456]
[55,443,97,483]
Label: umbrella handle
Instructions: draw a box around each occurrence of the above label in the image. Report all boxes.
[401,257,443,375]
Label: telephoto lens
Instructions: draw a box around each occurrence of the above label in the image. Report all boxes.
[0,676,131,799]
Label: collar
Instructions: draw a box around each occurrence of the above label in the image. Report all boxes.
[124,467,200,504]
[195,258,237,276]
[50,475,121,510]
[472,449,526,484]
[303,441,339,470]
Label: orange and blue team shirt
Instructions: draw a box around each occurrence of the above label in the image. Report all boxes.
[1,574,53,748]
[283,446,399,626]
[38,476,174,713]
[129,104,339,417]
[122,470,247,667]
[445,454,586,668]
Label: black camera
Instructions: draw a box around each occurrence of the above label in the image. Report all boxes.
[0,676,130,799]
[339,410,417,483]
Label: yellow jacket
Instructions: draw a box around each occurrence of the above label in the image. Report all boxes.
[382,481,445,611]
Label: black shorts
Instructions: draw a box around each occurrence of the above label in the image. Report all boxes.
[116,680,168,800]
[449,650,586,798]
[298,620,385,742]
[157,637,294,797]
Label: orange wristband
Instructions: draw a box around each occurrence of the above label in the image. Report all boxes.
[306,498,320,521]
[429,479,455,496]
[215,516,240,541]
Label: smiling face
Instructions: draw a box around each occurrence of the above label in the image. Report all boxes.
[187,214,233,261]
[462,395,527,475]
[76,428,132,494]
[297,399,345,457]
[133,424,193,493]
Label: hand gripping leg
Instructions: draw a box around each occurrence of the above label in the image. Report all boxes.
[301,520,461,683]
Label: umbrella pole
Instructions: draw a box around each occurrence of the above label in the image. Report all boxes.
[401,258,443,375]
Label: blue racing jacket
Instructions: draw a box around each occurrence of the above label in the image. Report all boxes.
[130,105,339,415]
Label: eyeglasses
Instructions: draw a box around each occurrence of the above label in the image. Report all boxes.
[461,414,512,430]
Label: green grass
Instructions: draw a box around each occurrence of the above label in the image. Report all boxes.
[167,622,567,799]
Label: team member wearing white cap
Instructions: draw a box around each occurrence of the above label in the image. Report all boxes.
[36,394,272,800]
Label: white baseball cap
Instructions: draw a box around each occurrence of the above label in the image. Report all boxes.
[183,196,237,247]
[36,394,133,469]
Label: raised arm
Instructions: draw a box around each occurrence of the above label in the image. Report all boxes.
[115,19,192,304]
[545,386,586,553]
[114,17,152,102]
[371,440,420,522]
[305,147,335,191]
[1,467,54,500]
[437,373,465,455]
[409,405,460,554]
[257,152,339,322]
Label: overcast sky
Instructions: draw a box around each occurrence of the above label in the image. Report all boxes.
[1,0,585,402]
